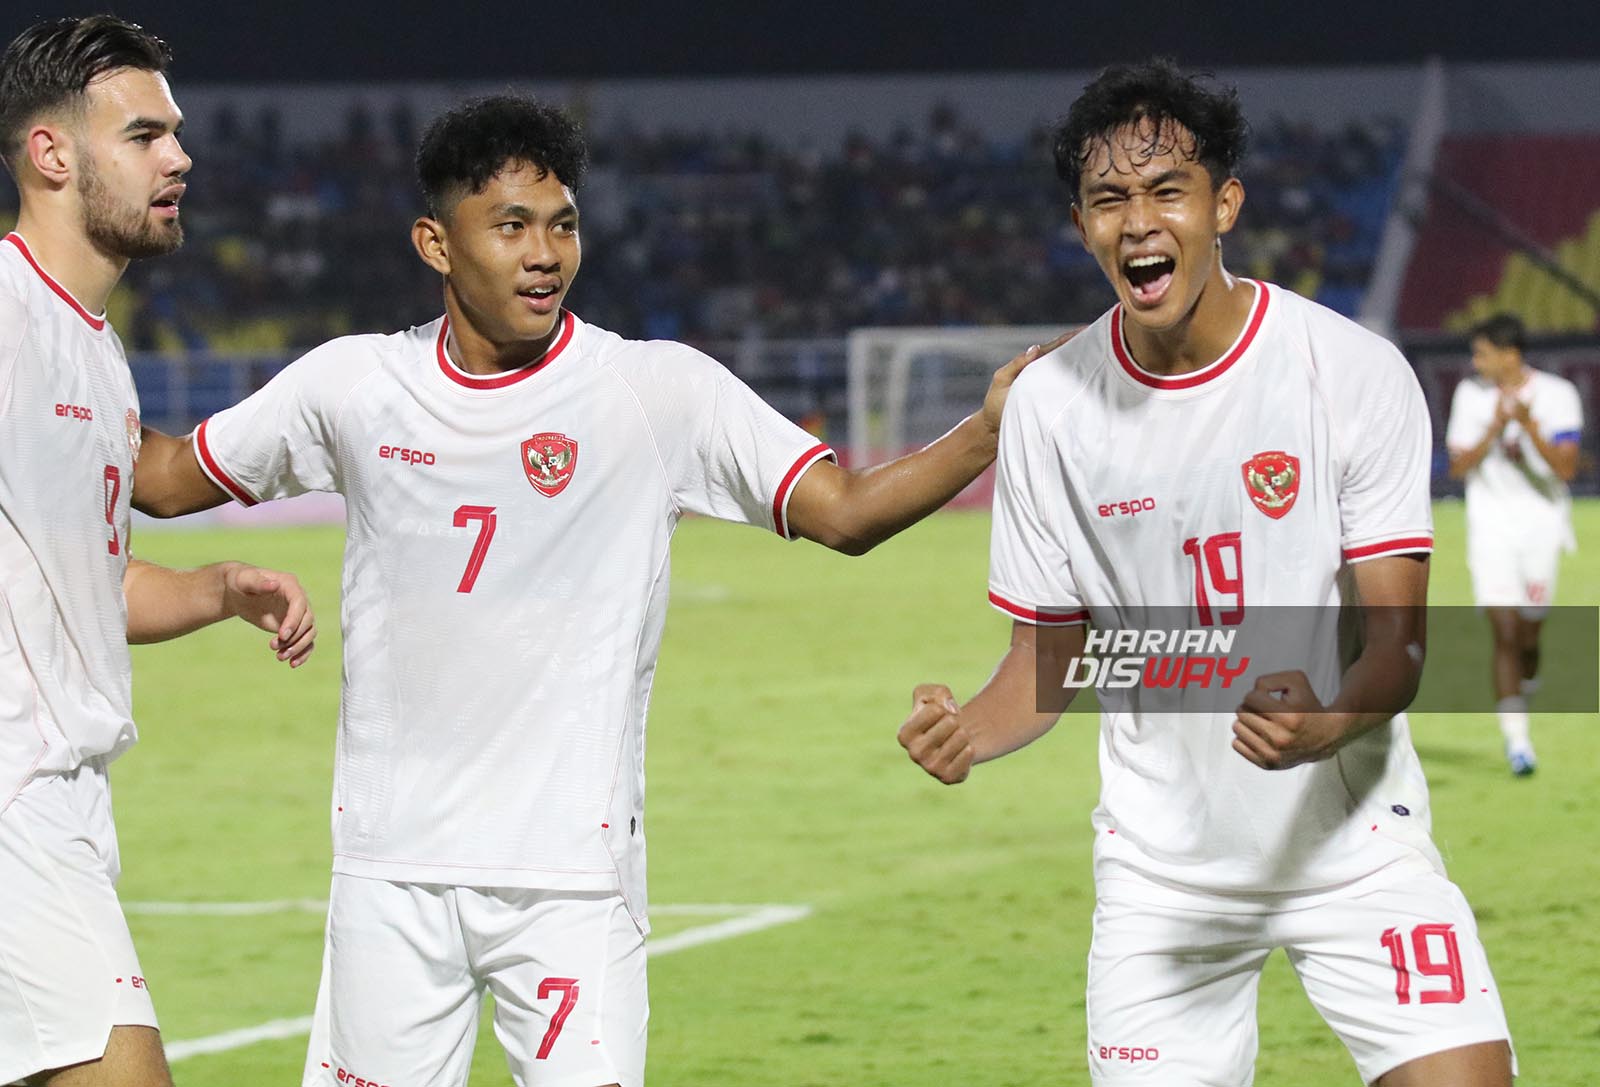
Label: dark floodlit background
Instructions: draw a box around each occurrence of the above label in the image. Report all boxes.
[3,2,1596,495]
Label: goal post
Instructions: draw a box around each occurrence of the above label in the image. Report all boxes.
[845,324,1073,507]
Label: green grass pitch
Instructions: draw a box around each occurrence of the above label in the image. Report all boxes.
[119,500,1600,1085]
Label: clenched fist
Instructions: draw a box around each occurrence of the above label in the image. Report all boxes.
[898,683,975,784]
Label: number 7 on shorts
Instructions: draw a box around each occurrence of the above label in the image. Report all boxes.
[536,976,581,1060]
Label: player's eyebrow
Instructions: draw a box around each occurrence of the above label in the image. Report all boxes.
[1085,168,1192,198]
[488,202,578,221]
[122,116,183,136]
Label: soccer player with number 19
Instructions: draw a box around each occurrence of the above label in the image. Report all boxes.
[898,61,1514,1085]
[132,96,1058,1087]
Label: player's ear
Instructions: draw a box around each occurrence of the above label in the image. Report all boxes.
[1070,204,1089,250]
[23,123,74,188]
[1214,177,1244,236]
[411,216,451,276]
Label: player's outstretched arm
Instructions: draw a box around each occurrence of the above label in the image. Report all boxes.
[1233,555,1427,770]
[124,559,316,667]
[785,330,1075,555]
[900,621,1084,783]
[132,427,231,517]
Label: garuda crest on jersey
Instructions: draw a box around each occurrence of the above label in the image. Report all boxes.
[125,409,142,463]
[1241,450,1299,519]
[522,432,578,497]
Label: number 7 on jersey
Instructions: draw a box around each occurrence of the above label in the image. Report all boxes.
[453,505,497,593]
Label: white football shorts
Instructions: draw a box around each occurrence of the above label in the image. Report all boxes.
[302,876,647,1087]
[0,760,157,1085]
[1085,858,1513,1086]
[1468,525,1562,617]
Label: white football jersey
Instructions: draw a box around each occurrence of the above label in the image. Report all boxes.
[990,281,1445,894]
[196,312,831,926]
[0,234,140,812]
[1445,369,1582,551]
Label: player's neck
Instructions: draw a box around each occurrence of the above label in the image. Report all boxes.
[442,302,561,375]
[1122,265,1254,376]
[11,208,126,317]
[1495,366,1530,392]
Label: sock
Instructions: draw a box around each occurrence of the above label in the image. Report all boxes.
[1496,695,1531,750]
[1520,677,1540,703]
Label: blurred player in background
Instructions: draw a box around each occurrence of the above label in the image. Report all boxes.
[0,16,316,1086]
[898,59,1514,1086]
[131,95,1059,1087]
[1446,312,1582,775]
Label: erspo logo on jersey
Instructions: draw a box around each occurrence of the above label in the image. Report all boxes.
[1098,496,1156,518]
[1098,1044,1160,1063]
[1063,627,1250,691]
[378,444,436,466]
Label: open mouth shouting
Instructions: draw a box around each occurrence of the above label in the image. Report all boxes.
[1123,252,1176,307]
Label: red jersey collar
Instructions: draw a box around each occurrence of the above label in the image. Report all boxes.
[4,233,108,331]
[435,310,575,390]
[1112,280,1269,391]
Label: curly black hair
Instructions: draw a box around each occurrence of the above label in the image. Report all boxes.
[1051,58,1247,203]
[416,94,588,219]
[0,15,172,173]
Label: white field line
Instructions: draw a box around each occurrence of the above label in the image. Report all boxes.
[124,898,329,916]
[125,900,792,918]
[157,901,811,1062]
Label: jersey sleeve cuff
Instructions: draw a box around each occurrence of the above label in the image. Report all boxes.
[772,442,835,540]
[988,589,1089,626]
[193,418,260,507]
[1341,533,1433,563]
[1551,429,1582,444]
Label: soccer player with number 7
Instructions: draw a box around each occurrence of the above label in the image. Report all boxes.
[130,96,1065,1086]
[898,60,1514,1086]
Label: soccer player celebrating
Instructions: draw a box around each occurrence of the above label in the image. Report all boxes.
[898,61,1515,1085]
[1446,312,1582,775]
[131,96,1056,1086]
[0,16,316,1087]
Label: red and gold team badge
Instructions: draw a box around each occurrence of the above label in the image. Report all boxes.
[521,432,578,497]
[1241,450,1300,519]
[125,409,142,463]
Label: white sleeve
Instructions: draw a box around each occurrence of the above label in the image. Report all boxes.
[1338,347,1435,563]
[1544,379,1584,444]
[1443,379,1481,453]
[988,396,1086,625]
[637,344,833,537]
[193,338,373,505]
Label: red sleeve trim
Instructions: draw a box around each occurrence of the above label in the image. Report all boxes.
[1341,536,1433,562]
[194,418,259,507]
[988,590,1089,626]
[772,442,834,539]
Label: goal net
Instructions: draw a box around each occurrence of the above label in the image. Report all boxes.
[845,324,1073,508]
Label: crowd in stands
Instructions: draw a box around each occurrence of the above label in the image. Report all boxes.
[0,99,1403,353]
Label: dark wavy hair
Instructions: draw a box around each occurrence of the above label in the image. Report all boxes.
[416,95,588,219]
[1471,313,1527,352]
[0,15,172,173]
[1052,58,1247,203]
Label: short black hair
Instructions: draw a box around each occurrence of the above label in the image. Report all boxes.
[416,95,587,219]
[1052,58,1247,203]
[0,15,172,173]
[1471,313,1527,352]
